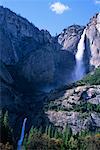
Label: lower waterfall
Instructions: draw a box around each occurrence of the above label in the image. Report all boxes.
[17,118,27,150]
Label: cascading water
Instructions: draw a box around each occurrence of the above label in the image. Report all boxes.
[74,29,86,81]
[17,118,27,150]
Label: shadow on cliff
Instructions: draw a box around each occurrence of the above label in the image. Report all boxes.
[1,64,67,143]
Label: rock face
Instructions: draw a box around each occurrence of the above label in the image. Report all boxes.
[45,85,100,133]
[86,13,100,69]
[0,6,100,138]
[0,61,13,84]
[0,6,53,65]
[57,13,100,72]
[57,25,84,54]
[0,6,75,88]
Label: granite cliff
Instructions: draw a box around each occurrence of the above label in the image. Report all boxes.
[0,6,100,140]
[58,13,100,72]
[0,6,75,88]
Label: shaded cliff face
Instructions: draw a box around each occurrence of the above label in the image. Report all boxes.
[0,6,52,65]
[0,6,75,88]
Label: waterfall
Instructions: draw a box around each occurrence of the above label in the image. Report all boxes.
[17,118,27,150]
[74,29,86,81]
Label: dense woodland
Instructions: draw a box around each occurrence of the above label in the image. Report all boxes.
[0,110,100,150]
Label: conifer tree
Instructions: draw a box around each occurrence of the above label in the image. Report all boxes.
[27,126,34,144]
[48,125,51,138]
[61,143,65,150]
[54,129,58,139]
[63,126,72,146]
[0,110,3,125]
[38,126,42,134]
[45,126,48,135]
[3,111,9,128]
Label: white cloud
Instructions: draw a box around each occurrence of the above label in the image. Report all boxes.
[95,0,100,4]
[50,2,70,14]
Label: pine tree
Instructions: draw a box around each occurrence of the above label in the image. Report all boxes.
[51,127,54,138]
[54,129,58,139]
[3,111,9,128]
[48,125,51,138]
[27,126,34,145]
[38,126,42,134]
[61,143,65,150]
[63,126,72,146]
[1,110,14,144]
[45,126,48,135]
[0,110,3,125]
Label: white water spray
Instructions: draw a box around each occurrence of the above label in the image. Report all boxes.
[74,29,86,81]
[17,118,27,150]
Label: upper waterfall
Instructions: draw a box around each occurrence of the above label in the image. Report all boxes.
[76,29,86,61]
[74,29,86,81]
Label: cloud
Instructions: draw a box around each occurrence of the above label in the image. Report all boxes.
[50,2,70,14]
[95,0,100,4]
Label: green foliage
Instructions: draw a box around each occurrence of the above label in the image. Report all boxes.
[44,101,61,112]
[23,126,62,150]
[69,136,78,149]
[0,110,3,125]
[0,110,14,149]
[54,129,58,139]
[23,125,100,150]
[63,126,72,146]
[45,126,48,135]
[44,99,100,113]
[79,134,100,150]
[74,102,100,113]
[48,125,52,138]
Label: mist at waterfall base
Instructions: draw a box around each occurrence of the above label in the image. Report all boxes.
[17,118,27,150]
[72,29,86,82]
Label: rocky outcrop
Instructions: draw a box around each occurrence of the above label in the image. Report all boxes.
[57,25,84,54]
[45,85,100,133]
[46,111,100,134]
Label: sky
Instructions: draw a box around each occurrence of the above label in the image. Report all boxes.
[0,0,100,35]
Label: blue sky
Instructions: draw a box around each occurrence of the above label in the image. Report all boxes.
[0,0,100,35]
